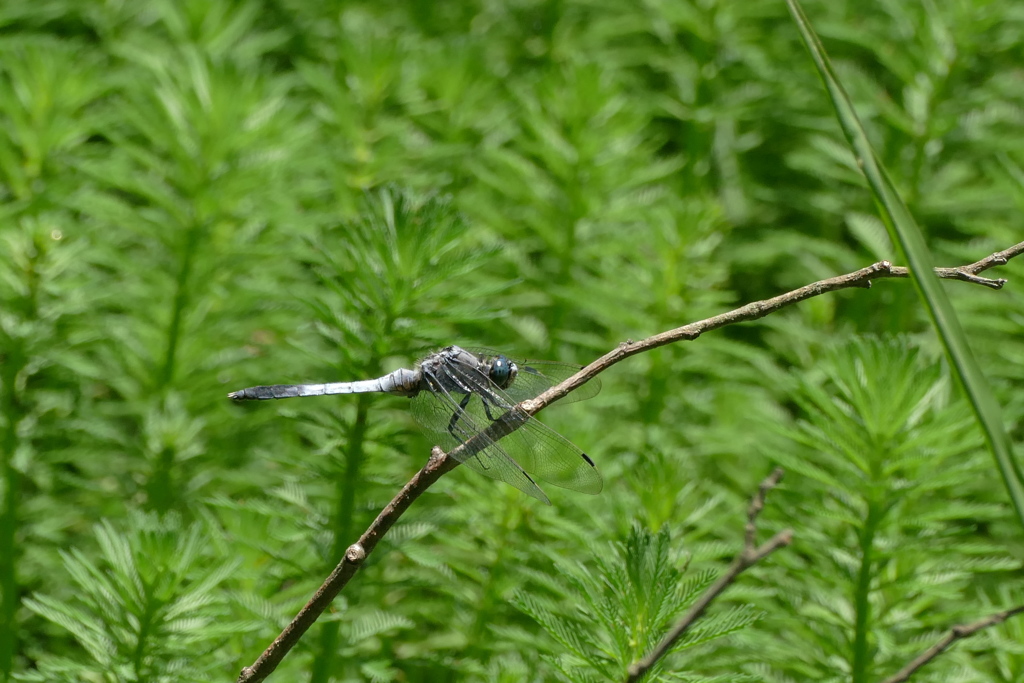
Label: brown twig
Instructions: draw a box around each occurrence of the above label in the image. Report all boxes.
[236,447,459,683]
[879,606,1024,683]
[626,468,792,682]
[523,242,1024,411]
[237,243,1023,682]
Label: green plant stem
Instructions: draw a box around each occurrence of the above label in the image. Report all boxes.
[0,369,18,682]
[148,223,202,512]
[468,501,514,649]
[159,224,202,389]
[311,395,370,683]
[851,500,880,683]
[0,269,33,680]
[334,397,371,548]
[131,596,154,682]
[146,446,177,514]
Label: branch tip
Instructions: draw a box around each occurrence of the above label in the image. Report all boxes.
[748,468,784,524]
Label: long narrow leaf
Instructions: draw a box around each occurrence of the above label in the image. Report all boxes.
[786,0,1024,528]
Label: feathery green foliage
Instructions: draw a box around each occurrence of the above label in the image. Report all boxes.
[512,525,761,682]
[21,513,248,682]
[2,0,1023,681]
[751,338,1015,682]
[787,0,1024,529]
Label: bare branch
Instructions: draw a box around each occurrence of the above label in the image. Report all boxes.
[626,468,792,683]
[237,448,457,683]
[523,242,1024,411]
[880,606,1024,683]
[891,242,1024,290]
[237,242,1023,682]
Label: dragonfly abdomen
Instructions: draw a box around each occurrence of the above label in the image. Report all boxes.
[229,369,422,400]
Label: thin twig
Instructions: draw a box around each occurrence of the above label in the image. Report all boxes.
[880,606,1024,683]
[236,447,458,683]
[626,468,792,682]
[524,241,1024,411]
[237,242,1023,682]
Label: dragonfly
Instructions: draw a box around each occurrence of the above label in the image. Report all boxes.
[228,345,602,504]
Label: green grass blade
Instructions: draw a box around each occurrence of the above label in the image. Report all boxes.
[786,0,1024,529]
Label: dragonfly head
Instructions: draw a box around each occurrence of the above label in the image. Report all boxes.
[489,355,518,389]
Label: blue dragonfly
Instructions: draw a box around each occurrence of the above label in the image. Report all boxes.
[229,346,601,504]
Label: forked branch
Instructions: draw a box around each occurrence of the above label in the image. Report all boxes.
[880,606,1024,683]
[523,241,1024,409]
[625,468,792,682]
[237,242,1024,683]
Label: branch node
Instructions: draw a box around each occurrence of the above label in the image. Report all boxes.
[427,445,446,465]
[345,543,366,565]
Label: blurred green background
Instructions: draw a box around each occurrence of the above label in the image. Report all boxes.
[2,0,1024,681]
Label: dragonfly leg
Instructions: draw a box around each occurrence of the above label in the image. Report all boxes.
[446,395,494,471]
[480,396,499,421]
[447,393,473,438]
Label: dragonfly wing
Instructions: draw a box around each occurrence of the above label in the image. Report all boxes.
[510,360,601,404]
[492,413,603,494]
[461,347,600,404]
[409,386,550,504]
[441,355,602,495]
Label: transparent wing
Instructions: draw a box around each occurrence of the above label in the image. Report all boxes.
[462,347,601,404]
[439,355,603,495]
[410,378,551,504]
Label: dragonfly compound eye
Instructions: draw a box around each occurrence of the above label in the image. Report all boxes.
[490,356,517,388]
